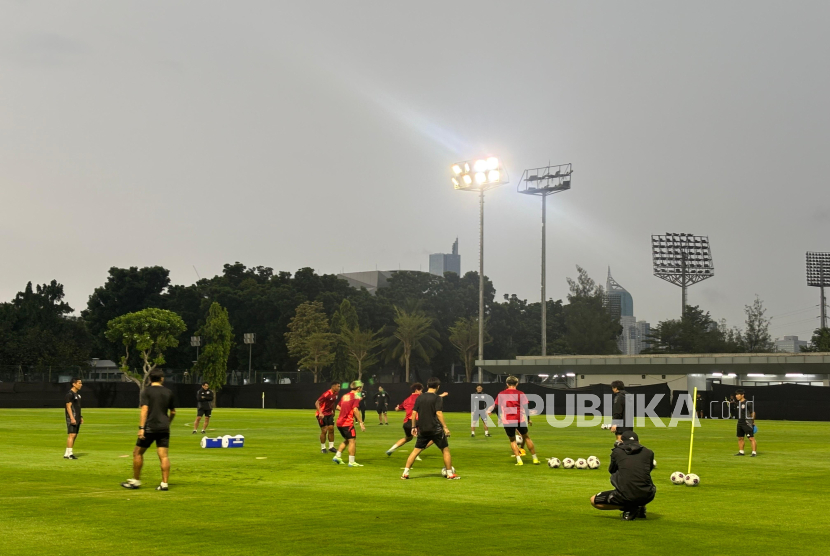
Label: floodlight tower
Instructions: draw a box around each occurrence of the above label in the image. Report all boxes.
[452,156,508,383]
[517,163,572,356]
[806,252,830,329]
[651,233,714,316]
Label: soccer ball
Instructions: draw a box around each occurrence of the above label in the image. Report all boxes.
[684,473,700,486]
[653,459,657,468]
[547,457,561,468]
[515,433,523,444]
[562,457,575,469]
[575,458,588,469]
[670,472,686,485]
[587,456,600,469]
[441,466,455,477]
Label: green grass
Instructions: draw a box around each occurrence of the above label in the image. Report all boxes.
[0,409,827,556]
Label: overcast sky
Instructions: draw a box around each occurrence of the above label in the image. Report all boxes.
[2,1,829,339]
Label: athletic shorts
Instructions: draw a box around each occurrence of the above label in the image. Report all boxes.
[615,427,634,437]
[415,431,449,450]
[504,426,528,438]
[197,408,212,417]
[403,421,413,439]
[737,423,754,438]
[376,405,388,414]
[136,431,170,449]
[338,426,356,440]
[317,415,334,427]
[594,488,655,509]
[66,420,81,435]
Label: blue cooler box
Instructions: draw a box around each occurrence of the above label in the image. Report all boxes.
[201,436,223,449]
[221,435,245,448]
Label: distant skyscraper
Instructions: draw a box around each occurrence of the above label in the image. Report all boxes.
[429,238,461,277]
[605,268,649,355]
[775,335,808,353]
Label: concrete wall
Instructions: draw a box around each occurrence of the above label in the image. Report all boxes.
[574,373,688,391]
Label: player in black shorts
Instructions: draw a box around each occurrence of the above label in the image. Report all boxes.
[374,386,390,425]
[734,389,757,457]
[610,380,633,441]
[590,431,656,521]
[401,377,458,480]
[193,382,214,434]
[64,378,83,459]
[121,370,176,491]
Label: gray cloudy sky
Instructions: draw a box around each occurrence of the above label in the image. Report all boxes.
[2,1,829,339]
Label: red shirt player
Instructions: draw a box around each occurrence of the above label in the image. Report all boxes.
[487,376,539,465]
[315,382,340,454]
[332,381,366,467]
[385,383,423,456]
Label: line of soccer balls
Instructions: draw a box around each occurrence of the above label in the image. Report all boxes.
[546,456,602,469]
[670,471,700,486]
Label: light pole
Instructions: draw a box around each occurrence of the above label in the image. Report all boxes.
[243,333,256,384]
[517,163,572,356]
[452,156,508,383]
[651,233,714,317]
[807,252,830,329]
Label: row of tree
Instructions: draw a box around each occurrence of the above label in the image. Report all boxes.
[1,262,828,384]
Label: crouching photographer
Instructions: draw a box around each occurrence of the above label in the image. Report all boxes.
[590,431,656,521]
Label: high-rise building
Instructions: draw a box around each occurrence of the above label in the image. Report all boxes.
[775,335,809,353]
[605,268,650,355]
[429,238,461,277]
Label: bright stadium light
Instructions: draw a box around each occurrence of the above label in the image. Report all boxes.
[518,162,572,356]
[652,233,714,317]
[451,155,509,382]
[806,252,830,329]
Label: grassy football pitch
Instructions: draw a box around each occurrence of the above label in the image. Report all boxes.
[1,408,827,556]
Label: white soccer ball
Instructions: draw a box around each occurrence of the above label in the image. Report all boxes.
[562,457,575,469]
[653,459,657,468]
[547,457,561,469]
[587,456,600,469]
[670,472,686,485]
[684,473,700,487]
[441,466,455,477]
[575,458,588,469]
[515,433,523,444]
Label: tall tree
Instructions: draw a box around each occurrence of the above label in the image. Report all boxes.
[743,295,774,352]
[643,305,743,354]
[330,299,359,381]
[341,325,382,381]
[285,301,336,383]
[448,316,490,382]
[194,302,233,400]
[104,308,186,393]
[562,266,621,355]
[801,327,830,352]
[384,306,441,382]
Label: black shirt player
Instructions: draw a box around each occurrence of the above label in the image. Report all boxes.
[610,380,632,441]
[64,378,83,459]
[121,370,176,491]
[374,386,390,425]
[590,431,656,521]
[193,382,214,434]
[401,377,458,480]
[734,389,757,457]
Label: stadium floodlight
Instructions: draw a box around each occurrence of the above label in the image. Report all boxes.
[518,163,572,356]
[452,156,508,382]
[806,252,830,329]
[651,233,714,316]
[243,333,256,383]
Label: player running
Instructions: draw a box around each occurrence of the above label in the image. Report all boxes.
[401,377,458,480]
[64,378,83,459]
[734,389,758,457]
[487,376,540,465]
[315,382,341,453]
[471,384,491,437]
[121,370,176,491]
[332,381,366,467]
[192,382,214,434]
[386,384,447,457]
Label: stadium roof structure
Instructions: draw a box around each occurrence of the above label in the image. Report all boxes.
[476,353,830,375]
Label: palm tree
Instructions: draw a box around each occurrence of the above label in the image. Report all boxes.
[384,306,441,383]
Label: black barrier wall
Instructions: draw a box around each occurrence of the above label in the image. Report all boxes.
[710,383,830,421]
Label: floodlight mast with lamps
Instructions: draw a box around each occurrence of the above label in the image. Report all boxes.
[517,163,572,356]
[452,156,508,383]
[651,233,714,316]
[806,252,830,329]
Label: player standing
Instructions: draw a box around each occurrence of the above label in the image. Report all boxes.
[315,382,340,453]
[64,378,83,459]
[610,380,632,441]
[734,389,758,457]
[470,384,491,437]
[590,431,656,521]
[401,377,458,480]
[192,382,214,434]
[487,376,539,465]
[332,381,366,467]
[121,370,176,491]
[374,386,390,425]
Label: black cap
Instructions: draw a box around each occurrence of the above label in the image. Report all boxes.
[622,431,639,443]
